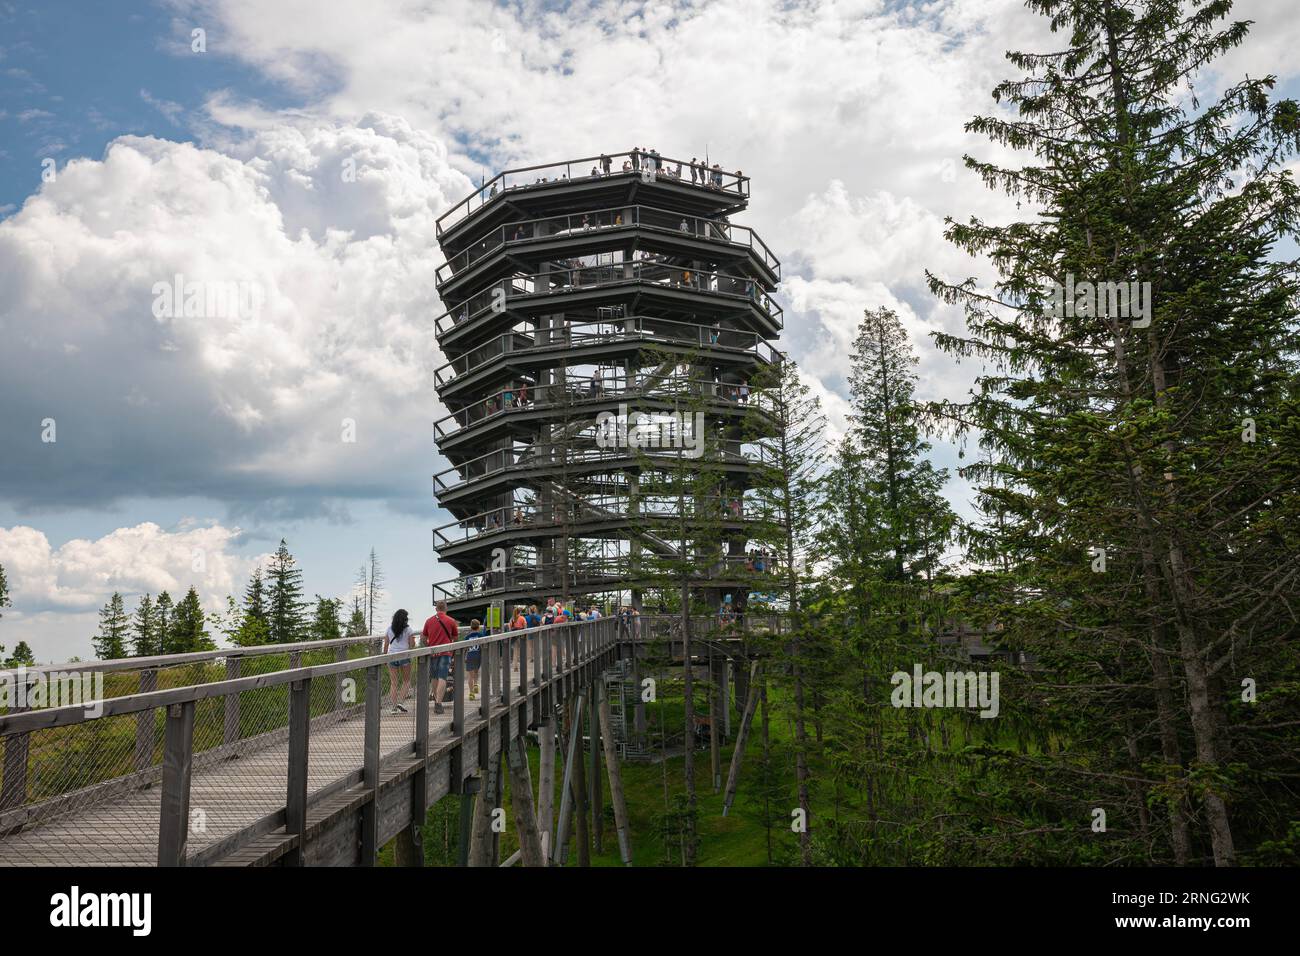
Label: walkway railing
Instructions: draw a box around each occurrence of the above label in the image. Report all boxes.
[434,263,783,338]
[436,204,779,284]
[0,618,620,866]
[432,441,778,497]
[434,555,781,603]
[436,151,751,235]
[433,315,781,390]
[433,494,765,550]
[434,372,776,442]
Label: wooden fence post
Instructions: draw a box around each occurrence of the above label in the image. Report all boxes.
[157,700,195,866]
[596,681,633,865]
[360,665,380,866]
[285,678,311,865]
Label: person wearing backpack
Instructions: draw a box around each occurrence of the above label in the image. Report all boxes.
[422,600,460,715]
[384,609,416,715]
[464,618,483,701]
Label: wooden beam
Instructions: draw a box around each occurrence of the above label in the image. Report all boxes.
[506,736,545,866]
[284,678,310,866]
[550,694,585,865]
[157,700,195,866]
[588,684,603,854]
[596,681,633,865]
[467,748,498,867]
[709,656,722,793]
[721,662,761,816]
[360,665,381,865]
[571,698,590,867]
[537,714,556,848]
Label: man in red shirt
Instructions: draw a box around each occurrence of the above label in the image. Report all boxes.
[422,600,460,715]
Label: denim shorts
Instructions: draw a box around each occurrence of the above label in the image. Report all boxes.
[388,657,411,668]
[432,655,452,680]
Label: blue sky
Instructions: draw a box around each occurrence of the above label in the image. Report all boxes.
[2,0,1297,662]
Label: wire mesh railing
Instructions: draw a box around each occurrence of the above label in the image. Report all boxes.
[0,618,621,866]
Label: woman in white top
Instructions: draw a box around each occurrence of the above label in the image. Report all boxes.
[385,608,415,714]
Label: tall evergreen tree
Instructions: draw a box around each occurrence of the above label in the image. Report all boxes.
[311,595,343,643]
[167,586,214,654]
[243,565,267,626]
[93,592,130,660]
[744,356,828,865]
[155,591,174,654]
[4,641,34,667]
[131,594,159,657]
[266,539,308,644]
[345,596,369,637]
[927,0,1300,865]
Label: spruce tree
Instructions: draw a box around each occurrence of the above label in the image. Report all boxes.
[345,596,369,637]
[168,587,213,654]
[131,594,159,657]
[743,356,828,865]
[927,0,1300,865]
[93,592,130,660]
[5,641,34,667]
[266,539,308,644]
[311,595,343,643]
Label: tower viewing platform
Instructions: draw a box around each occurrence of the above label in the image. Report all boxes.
[431,149,785,617]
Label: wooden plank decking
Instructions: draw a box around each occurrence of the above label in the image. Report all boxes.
[0,684,497,867]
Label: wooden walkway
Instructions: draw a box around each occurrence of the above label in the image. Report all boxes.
[0,684,500,867]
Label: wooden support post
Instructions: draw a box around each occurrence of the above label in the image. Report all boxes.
[285,678,310,866]
[571,698,590,867]
[394,824,422,867]
[506,736,546,866]
[721,662,761,816]
[157,701,195,866]
[537,714,556,849]
[588,684,603,854]
[467,752,498,867]
[360,665,381,866]
[631,644,647,746]
[501,632,512,709]
[596,681,633,865]
[551,694,585,865]
[490,748,504,865]
[709,656,722,793]
[458,777,477,867]
[415,653,431,820]
[223,658,241,746]
[135,669,158,772]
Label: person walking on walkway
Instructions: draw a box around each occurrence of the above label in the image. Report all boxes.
[384,608,415,714]
[464,618,483,700]
[422,600,460,714]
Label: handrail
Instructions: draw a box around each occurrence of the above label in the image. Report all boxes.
[433,494,760,549]
[436,150,750,236]
[0,632,381,681]
[0,619,596,736]
[432,441,777,495]
[431,377,774,444]
[435,203,780,284]
[433,554,779,601]
[433,315,781,389]
[434,264,783,338]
